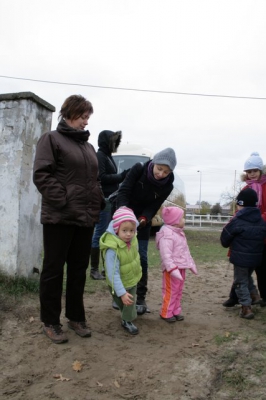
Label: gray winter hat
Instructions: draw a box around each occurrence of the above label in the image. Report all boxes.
[153,148,177,171]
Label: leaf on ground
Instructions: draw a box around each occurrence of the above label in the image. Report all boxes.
[72,360,82,372]
[29,316,35,323]
[53,374,71,381]
[114,380,120,388]
[96,381,103,387]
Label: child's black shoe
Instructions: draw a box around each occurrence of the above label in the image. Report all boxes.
[160,315,176,323]
[121,320,139,335]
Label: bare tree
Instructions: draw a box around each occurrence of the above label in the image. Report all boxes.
[221,179,244,213]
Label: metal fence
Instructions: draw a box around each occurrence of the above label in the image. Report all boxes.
[185,214,232,228]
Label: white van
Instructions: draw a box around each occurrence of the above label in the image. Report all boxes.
[112,143,186,231]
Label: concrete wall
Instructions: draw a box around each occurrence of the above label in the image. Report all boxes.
[0,92,55,276]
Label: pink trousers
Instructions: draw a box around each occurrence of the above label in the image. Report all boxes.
[160,269,186,318]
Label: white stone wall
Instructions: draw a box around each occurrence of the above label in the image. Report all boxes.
[0,93,54,276]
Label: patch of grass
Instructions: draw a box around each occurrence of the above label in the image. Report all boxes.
[147,240,161,269]
[185,229,227,264]
[220,350,239,365]
[0,270,39,296]
[214,331,239,345]
[221,370,248,390]
[222,370,247,391]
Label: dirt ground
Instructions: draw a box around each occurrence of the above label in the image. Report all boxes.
[1,240,266,400]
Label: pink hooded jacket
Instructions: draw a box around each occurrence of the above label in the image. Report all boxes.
[156,225,198,277]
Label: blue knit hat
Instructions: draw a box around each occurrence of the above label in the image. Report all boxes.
[244,152,263,171]
[153,148,177,171]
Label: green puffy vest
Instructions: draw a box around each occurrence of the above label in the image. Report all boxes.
[100,232,142,289]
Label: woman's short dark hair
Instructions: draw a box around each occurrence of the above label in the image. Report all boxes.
[59,95,93,120]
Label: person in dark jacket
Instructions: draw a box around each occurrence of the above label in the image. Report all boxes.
[220,188,266,319]
[33,95,105,344]
[223,152,266,307]
[115,147,177,314]
[90,130,129,280]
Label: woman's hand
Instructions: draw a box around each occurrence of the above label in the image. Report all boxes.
[138,216,147,228]
[121,292,134,306]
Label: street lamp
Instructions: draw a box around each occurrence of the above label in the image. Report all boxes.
[197,170,202,214]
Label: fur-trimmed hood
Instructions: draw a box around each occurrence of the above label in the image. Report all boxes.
[97,130,122,155]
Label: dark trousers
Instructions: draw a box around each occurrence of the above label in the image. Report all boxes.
[234,265,255,306]
[136,224,151,302]
[40,224,94,325]
[255,245,266,300]
[137,239,149,301]
[229,245,266,301]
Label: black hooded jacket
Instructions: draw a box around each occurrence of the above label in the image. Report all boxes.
[97,130,127,198]
[220,207,266,267]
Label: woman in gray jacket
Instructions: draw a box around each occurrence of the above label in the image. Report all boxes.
[33,95,105,344]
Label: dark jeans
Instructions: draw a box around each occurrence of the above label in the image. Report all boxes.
[136,223,151,302]
[228,245,266,301]
[91,200,112,248]
[137,239,149,301]
[234,265,255,306]
[40,224,94,325]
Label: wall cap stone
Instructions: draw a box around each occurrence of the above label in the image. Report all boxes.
[0,91,55,112]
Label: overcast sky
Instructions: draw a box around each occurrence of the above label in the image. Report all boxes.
[1,0,266,205]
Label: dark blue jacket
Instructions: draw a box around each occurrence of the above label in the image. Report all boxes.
[220,207,266,268]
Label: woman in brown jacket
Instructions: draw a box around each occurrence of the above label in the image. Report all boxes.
[33,95,105,344]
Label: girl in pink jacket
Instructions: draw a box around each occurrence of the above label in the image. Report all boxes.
[156,206,198,322]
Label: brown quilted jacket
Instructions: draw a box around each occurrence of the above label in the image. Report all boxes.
[33,119,104,227]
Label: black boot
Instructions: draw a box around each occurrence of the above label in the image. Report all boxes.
[222,297,239,307]
[90,248,104,280]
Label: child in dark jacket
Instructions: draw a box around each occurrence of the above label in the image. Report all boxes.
[220,188,266,319]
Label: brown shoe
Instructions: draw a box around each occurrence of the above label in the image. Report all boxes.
[240,305,254,319]
[43,324,68,344]
[251,293,261,305]
[68,321,91,337]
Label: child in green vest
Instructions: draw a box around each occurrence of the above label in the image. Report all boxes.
[100,206,142,335]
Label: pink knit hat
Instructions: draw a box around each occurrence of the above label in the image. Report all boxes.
[162,206,184,226]
[112,206,137,234]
